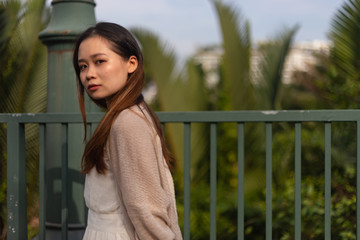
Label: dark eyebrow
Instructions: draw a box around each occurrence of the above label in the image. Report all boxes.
[78,53,108,63]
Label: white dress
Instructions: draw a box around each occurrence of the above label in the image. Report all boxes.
[82,166,131,240]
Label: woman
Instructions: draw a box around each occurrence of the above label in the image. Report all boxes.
[73,22,183,240]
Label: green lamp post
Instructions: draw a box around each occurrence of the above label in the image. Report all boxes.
[39,0,98,238]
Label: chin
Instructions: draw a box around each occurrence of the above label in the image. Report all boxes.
[87,93,104,100]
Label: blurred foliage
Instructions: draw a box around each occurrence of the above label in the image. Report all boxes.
[213,0,253,110]
[269,167,356,240]
[157,0,358,238]
[0,0,49,238]
[296,0,360,109]
[256,26,300,110]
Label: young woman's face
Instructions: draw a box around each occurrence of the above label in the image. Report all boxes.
[77,35,138,102]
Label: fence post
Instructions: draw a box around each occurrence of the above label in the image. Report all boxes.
[39,1,97,239]
[6,121,26,240]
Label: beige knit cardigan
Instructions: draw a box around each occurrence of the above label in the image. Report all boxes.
[106,105,183,240]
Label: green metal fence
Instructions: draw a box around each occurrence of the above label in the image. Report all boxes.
[1,110,360,240]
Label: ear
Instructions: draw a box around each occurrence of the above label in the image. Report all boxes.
[127,56,138,74]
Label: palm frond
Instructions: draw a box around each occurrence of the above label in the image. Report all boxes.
[0,0,48,113]
[0,1,48,235]
[130,28,180,109]
[255,25,299,109]
[131,28,210,175]
[0,0,21,52]
[213,0,253,110]
[329,0,360,81]
[131,27,211,111]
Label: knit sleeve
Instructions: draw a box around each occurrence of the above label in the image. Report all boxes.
[108,108,176,240]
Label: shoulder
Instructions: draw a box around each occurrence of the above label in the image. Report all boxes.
[111,105,154,136]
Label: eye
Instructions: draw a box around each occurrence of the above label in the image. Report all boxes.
[95,59,105,64]
[79,64,87,71]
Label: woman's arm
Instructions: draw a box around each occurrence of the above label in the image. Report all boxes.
[108,108,176,240]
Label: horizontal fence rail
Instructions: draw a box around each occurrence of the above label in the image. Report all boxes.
[1,110,360,240]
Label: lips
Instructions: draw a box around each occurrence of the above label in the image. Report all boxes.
[88,84,100,91]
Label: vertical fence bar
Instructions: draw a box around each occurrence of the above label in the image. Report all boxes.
[161,123,165,136]
[294,123,301,240]
[89,123,93,138]
[39,124,46,240]
[61,123,68,240]
[357,121,360,240]
[86,123,91,143]
[84,122,92,224]
[6,121,27,240]
[90,122,98,139]
[183,123,191,240]
[237,123,245,240]
[266,123,272,240]
[210,123,217,240]
[324,122,331,240]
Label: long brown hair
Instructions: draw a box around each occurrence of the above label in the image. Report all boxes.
[73,22,173,174]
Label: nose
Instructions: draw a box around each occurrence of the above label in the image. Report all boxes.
[85,65,96,80]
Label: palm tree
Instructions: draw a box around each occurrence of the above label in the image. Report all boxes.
[213,0,253,110]
[326,0,360,108]
[330,0,360,81]
[0,0,48,237]
[130,27,209,192]
[132,1,298,238]
[271,1,360,236]
[255,26,300,110]
[298,0,360,110]
[0,0,48,113]
[213,1,299,238]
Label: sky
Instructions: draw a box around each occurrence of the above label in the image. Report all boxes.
[71,0,346,60]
